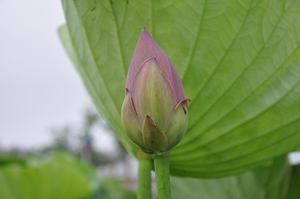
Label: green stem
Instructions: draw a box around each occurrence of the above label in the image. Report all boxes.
[137,151,152,199]
[154,153,171,199]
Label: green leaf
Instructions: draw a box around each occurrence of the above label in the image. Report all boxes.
[0,153,91,199]
[60,0,300,177]
[171,156,291,199]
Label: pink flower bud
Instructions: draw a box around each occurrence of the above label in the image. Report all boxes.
[121,28,190,153]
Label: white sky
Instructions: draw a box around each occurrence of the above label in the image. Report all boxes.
[0,0,115,151]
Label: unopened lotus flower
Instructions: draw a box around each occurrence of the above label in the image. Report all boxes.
[121,28,190,153]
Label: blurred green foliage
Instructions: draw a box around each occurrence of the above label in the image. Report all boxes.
[171,156,300,199]
[88,178,136,199]
[0,152,136,199]
[0,153,26,167]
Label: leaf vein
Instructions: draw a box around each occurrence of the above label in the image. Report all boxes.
[109,0,127,75]
[71,0,121,114]
[180,0,207,79]
[187,0,254,105]
[189,0,289,130]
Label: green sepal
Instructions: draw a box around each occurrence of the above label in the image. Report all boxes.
[142,115,168,153]
[121,93,143,147]
[166,100,189,150]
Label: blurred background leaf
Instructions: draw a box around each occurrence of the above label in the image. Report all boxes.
[0,151,298,199]
[0,153,26,167]
[0,152,136,199]
[171,156,300,199]
[60,0,300,177]
[87,178,136,199]
[0,153,91,199]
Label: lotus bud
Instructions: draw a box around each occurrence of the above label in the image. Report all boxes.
[121,28,190,153]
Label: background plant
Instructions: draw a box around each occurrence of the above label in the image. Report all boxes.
[58,0,300,198]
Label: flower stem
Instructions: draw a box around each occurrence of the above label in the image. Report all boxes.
[154,153,171,199]
[137,151,152,199]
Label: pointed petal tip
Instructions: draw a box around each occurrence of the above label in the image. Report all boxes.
[178,98,191,104]
[175,98,191,109]
[145,114,152,120]
[122,92,139,117]
[142,27,150,34]
[140,27,154,40]
[184,98,192,103]
[144,115,157,128]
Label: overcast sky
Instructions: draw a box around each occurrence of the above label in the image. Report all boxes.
[0,0,107,150]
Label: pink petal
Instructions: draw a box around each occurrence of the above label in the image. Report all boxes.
[126,28,185,103]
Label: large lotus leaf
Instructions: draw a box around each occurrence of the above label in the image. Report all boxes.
[0,153,91,199]
[171,156,295,199]
[60,0,300,177]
